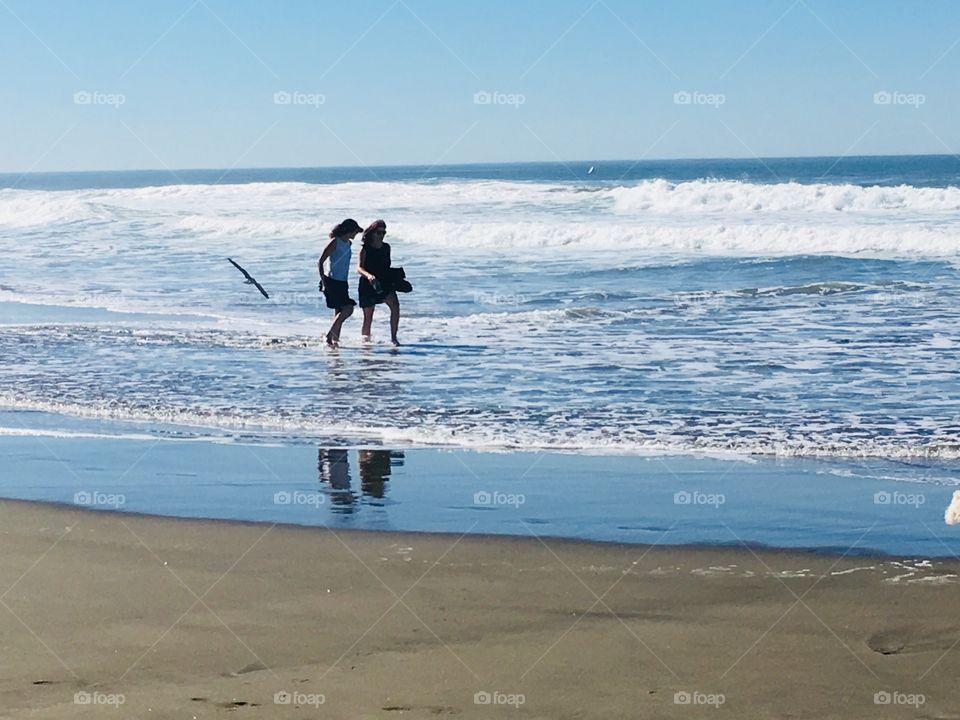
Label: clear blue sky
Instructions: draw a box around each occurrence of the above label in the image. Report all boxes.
[1,0,958,172]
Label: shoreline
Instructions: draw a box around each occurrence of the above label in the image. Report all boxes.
[1,499,956,719]
[3,495,950,563]
[2,434,957,557]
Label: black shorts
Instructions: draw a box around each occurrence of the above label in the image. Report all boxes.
[358,277,391,308]
[322,277,356,310]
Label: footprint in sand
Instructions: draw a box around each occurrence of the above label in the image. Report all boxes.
[224,661,267,677]
[867,627,960,655]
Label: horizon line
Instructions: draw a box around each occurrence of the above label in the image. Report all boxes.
[1,151,957,178]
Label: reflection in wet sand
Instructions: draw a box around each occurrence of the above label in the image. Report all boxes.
[318,448,405,514]
[318,448,352,509]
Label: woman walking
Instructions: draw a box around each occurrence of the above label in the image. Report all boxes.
[357,219,401,345]
[318,218,362,346]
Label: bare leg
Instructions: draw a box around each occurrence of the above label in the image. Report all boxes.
[327,305,353,345]
[386,293,400,345]
[361,306,375,340]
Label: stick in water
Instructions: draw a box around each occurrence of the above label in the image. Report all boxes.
[227,258,269,299]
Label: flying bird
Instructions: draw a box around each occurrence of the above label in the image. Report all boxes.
[227,257,269,299]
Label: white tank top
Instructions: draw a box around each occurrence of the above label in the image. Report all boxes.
[327,237,352,281]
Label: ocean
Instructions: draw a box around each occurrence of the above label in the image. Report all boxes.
[2,155,959,458]
[3,155,960,551]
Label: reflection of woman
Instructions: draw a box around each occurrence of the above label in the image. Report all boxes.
[318,448,353,509]
[357,219,401,345]
[358,449,396,499]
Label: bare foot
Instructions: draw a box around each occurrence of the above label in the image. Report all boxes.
[325,333,338,347]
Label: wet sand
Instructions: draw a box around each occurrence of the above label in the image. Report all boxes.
[1,499,957,719]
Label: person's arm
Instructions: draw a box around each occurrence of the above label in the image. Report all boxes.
[357,247,377,282]
[318,238,337,276]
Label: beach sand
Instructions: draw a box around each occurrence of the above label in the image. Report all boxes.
[1,500,957,719]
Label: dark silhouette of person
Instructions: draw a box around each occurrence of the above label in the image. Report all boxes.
[358,449,405,500]
[318,448,354,511]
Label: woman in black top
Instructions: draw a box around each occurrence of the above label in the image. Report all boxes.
[357,219,401,345]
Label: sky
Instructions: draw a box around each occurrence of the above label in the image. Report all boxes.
[1,0,959,172]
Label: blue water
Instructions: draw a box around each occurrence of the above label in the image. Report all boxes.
[3,434,959,557]
[4,154,960,190]
[0,157,958,466]
[0,156,960,459]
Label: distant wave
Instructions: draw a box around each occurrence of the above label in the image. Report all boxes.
[608,178,960,214]
[2,178,958,259]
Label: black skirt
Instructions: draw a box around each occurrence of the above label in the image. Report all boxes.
[322,277,356,310]
[358,277,390,308]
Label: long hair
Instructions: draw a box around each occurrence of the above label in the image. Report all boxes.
[329,218,362,239]
[362,219,387,245]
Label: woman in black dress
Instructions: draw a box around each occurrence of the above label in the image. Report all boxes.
[357,219,401,345]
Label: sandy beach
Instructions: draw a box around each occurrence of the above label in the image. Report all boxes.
[0,500,955,719]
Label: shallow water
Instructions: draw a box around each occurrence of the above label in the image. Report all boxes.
[1,157,959,458]
[2,433,959,556]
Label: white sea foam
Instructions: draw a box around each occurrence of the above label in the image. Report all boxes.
[1,176,959,460]
[2,179,959,258]
[0,426,159,442]
[608,179,960,214]
[945,490,960,525]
